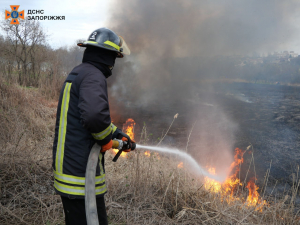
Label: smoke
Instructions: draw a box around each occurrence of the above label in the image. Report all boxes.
[106,0,300,175]
[108,0,299,99]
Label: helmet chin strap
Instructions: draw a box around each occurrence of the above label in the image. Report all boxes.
[108,65,114,71]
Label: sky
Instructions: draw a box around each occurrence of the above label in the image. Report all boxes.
[1,0,300,54]
[0,0,110,49]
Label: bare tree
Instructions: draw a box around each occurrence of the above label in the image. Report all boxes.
[1,17,48,86]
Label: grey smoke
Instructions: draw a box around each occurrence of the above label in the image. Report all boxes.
[106,0,300,176]
[108,0,300,100]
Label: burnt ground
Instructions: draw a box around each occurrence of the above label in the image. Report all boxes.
[110,82,300,200]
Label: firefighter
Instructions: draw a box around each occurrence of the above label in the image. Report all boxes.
[52,28,133,225]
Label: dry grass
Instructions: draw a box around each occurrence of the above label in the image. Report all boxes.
[0,80,62,225]
[104,147,300,224]
[0,80,299,224]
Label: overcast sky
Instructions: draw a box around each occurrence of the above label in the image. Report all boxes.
[1,0,300,54]
[0,0,109,48]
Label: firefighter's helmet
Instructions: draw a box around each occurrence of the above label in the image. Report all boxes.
[77,27,130,58]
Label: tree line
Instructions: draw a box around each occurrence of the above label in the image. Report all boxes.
[0,17,84,97]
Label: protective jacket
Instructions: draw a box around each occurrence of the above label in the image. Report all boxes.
[52,57,121,199]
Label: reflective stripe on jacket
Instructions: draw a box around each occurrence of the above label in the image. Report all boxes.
[52,63,117,198]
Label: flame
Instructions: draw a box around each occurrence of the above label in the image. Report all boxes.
[204,148,267,209]
[119,118,162,160]
[112,118,136,158]
[122,118,136,140]
[204,167,222,193]
[143,150,161,159]
[177,162,183,168]
[112,148,123,156]
[246,178,259,206]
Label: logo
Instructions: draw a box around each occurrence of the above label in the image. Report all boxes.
[5,5,25,25]
[90,32,97,40]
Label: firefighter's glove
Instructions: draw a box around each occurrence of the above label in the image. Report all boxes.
[117,131,131,142]
[100,140,113,153]
[121,137,136,152]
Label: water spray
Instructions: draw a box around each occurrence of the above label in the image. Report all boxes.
[85,141,225,225]
[136,144,226,182]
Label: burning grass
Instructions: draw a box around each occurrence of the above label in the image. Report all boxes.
[105,118,300,224]
[104,146,299,224]
[0,82,299,224]
[203,147,267,211]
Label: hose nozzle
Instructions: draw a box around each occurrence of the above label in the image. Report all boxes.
[112,138,136,162]
[112,139,123,150]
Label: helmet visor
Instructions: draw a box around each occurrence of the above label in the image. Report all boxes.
[119,36,131,55]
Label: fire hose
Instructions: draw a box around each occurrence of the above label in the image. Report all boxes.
[85,139,136,225]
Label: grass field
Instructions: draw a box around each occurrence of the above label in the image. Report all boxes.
[0,81,299,224]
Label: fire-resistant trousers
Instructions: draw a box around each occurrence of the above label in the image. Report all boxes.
[61,196,108,225]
